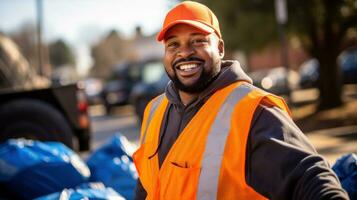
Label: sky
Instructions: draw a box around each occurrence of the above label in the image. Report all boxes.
[0,0,174,76]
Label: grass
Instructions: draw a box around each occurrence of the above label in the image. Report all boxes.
[290,85,357,133]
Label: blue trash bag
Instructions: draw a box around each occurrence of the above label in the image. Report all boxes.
[332,153,357,200]
[86,134,137,200]
[0,139,90,199]
[35,182,125,200]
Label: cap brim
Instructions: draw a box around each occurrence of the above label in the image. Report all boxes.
[157,20,215,41]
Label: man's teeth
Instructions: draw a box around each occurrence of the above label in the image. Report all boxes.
[179,64,198,71]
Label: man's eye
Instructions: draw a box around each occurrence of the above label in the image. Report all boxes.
[192,39,208,45]
[167,42,178,48]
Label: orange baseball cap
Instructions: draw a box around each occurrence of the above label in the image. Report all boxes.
[156,1,221,41]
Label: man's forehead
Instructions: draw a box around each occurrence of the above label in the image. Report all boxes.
[164,24,210,41]
[165,32,209,42]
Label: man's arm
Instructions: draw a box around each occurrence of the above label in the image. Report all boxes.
[246,105,349,199]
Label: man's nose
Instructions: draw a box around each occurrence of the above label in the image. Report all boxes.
[177,45,195,58]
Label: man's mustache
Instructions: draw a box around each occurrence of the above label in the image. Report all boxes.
[173,57,205,68]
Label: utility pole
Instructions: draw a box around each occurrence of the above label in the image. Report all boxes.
[36,0,44,76]
[275,0,291,99]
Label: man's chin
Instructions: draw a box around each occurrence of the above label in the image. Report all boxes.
[170,69,219,94]
[174,80,208,94]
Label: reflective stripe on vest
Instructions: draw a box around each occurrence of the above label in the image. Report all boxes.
[197,83,253,199]
[140,94,165,144]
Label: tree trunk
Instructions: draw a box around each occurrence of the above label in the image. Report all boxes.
[317,48,342,109]
[317,0,343,110]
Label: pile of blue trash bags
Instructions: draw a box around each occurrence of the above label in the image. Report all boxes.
[1,134,356,200]
[332,153,357,200]
[0,134,137,200]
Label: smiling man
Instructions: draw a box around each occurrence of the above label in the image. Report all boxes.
[133,1,349,200]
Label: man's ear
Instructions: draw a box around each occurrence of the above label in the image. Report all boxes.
[218,39,225,59]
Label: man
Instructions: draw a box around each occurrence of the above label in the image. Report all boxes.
[133,1,349,199]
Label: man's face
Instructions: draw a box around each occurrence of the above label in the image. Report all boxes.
[163,24,224,93]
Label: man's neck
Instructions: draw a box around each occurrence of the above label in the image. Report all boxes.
[178,90,199,106]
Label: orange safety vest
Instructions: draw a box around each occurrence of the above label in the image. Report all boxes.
[133,81,291,200]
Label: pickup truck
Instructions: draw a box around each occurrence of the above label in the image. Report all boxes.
[0,33,90,151]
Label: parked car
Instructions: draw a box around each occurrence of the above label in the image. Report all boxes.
[299,48,357,89]
[299,58,320,89]
[79,78,104,105]
[101,62,141,113]
[249,67,299,96]
[249,69,270,90]
[339,48,357,84]
[130,60,169,121]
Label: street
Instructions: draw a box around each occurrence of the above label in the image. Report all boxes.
[89,105,141,150]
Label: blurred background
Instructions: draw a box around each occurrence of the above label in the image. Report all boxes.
[0,0,356,164]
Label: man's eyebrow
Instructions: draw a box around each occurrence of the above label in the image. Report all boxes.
[164,35,177,42]
[191,32,206,37]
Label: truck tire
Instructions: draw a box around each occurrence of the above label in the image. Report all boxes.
[0,99,74,148]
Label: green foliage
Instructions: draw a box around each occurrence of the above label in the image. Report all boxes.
[49,39,75,67]
[194,0,357,54]
[196,0,278,52]
[286,1,355,54]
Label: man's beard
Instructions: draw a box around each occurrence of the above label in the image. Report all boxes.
[167,57,221,94]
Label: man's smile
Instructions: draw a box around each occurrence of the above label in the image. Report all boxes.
[178,63,198,71]
[175,61,203,77]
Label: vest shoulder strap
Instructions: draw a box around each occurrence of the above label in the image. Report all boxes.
[139,94,166,144]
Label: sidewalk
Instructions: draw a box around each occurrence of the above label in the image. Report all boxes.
[307,125,357,165]
[291,87,357,165]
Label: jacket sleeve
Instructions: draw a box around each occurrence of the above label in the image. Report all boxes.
[246,105,349,200]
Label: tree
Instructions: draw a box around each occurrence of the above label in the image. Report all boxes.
[288,0,357,109]
[10,22,52,75]
[90,30,131,79]
[48,39,75,68]
[196,0,278,53]
[10,22,41,70]
[196,0,357,109]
